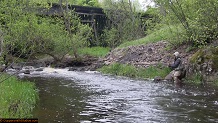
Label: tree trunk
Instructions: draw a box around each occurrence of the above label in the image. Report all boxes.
[0,30,3,57]
[59,0,79,58]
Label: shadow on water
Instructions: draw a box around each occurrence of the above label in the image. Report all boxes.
[20,68,218,123]
[29,77,94,123]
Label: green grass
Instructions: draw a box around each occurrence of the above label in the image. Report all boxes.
[78,46,110,57]
[185,73,218,86]
[185,72,204,85]
[137,65,171,79]
[98,63,171,79]
[0,74,39,118]
[118,24,186,48]
[214,79,218,86]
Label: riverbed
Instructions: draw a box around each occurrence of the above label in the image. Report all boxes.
[19,68,218,123]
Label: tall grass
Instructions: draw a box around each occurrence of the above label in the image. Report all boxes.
[78,46,110,57]
[0,74,39,118]
[118,24,186,48]
[98,63,171,79]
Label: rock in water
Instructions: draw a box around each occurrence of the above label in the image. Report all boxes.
[153,76,163,82]
[24,70,30,74]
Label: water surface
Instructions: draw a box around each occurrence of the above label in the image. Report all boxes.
[20,68,218,123]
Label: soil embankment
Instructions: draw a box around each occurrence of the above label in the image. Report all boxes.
[102,40,218,82]
[103,41,195,68]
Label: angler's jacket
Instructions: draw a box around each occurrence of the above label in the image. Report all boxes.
[169,57,182,70]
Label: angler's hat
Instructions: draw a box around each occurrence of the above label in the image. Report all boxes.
[173,51,179,56]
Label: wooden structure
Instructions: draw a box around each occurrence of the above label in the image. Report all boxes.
[39,3,150,45]
[41,3,107,43]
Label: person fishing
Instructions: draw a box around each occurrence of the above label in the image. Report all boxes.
[165,51,185,84]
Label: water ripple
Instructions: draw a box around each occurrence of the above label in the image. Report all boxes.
[19,67,218,123]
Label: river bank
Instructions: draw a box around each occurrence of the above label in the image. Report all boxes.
[99,40,218,85]
[1,40,217,85]
[0,74,38,118]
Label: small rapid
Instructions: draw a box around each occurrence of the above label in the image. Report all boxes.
[18,67,218,123]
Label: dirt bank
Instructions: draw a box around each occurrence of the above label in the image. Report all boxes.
[103,41,195,68]
[102,40,218,82]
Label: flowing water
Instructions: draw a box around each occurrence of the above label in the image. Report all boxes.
[18,68,218,123]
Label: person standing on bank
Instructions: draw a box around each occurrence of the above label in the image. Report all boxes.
[165,51,183,84]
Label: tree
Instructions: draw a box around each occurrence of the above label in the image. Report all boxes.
[101,0,145,48]
[0,0,92,65]
[58,0,92,58]
[154,0,218,46]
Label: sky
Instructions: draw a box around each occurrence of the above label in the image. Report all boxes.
[98,0,156,11]
[137,0,155,10]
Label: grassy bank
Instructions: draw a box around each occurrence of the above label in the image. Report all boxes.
[0,74,39,118]
[118,24,185,48]
[98,63,171,79]
[97,25,177,80]
[78,46,110,57]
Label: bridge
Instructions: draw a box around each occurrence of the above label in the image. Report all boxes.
[40,3,107,43]
[39,3,149,44]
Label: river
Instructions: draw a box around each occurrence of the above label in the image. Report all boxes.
[18,67,218,123]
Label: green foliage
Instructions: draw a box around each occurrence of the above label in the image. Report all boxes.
[185,72,203,85]
[0,74,39,118]
[59,6,92,58]
[101,28,120,48]
[118,24,186,48]
[154,0,218,46]
[190,46,218,69]
[187,0,218,46]
[0,0,92,61]
[101,0,145,48]
[70,23,92,49]
[138,65,171,79]
[0,56,5,65]
[78,46,110,57]
[98,63,170,79]
[75,0,100,7]
[142,7,161,34]
[189,49,204,64]
[214,79,218,86]
[5,15,54,56]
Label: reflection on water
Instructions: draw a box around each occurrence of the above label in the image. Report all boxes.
[20,68,218,123]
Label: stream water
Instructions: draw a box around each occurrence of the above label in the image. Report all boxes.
[18,68,218,123]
